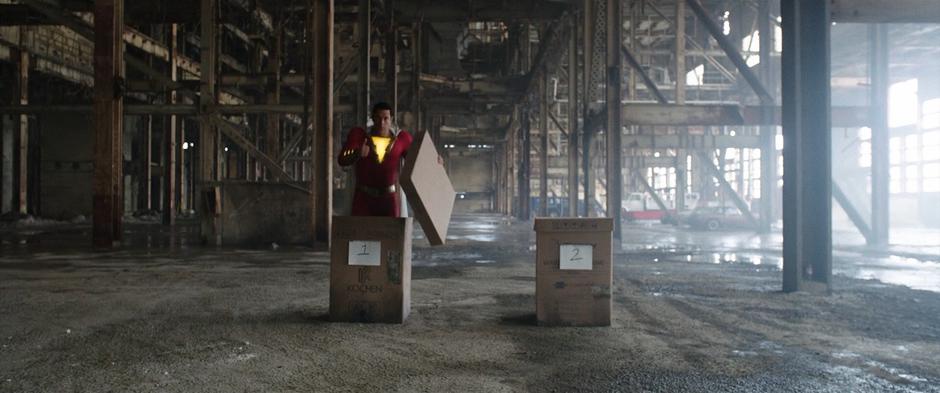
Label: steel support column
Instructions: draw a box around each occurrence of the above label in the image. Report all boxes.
[14,43,29,215]
[869,24,889,246]
[759,0,777,233]
[92,0,124,247]
[311,0,334,244]
[606,0,623,242]
[412,23,422,132]
[539,71,549,217]
[358,0,370,123]
[199,0,220,245]
[385,0,397,115]
[675,0,687,213]
[266,8,283,180]
[781,0,832,293]
[163,24,178,225]
[567,13,579,217]
[520,108,532,220]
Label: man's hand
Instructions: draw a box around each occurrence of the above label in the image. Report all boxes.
[360,143,371,158]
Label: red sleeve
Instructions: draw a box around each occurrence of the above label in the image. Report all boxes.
[339,127,367,166]
[399,130,414,158]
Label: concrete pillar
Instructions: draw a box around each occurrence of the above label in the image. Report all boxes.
[311,0,334,244]
[781,0,832,293]
[93,0,125,247]
[869,24,890,245]
[607,0,623,241]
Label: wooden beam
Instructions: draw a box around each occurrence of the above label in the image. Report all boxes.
[92,0,124,247]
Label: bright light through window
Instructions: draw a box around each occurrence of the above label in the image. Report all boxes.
[889,79,918,128]
[686,64,705,86]
[742,31,760,67]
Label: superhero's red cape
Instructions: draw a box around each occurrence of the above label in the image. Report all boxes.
[338,127,414,217]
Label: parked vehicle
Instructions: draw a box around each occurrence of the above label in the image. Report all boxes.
[685,205,756,231]
[622,192,700,222]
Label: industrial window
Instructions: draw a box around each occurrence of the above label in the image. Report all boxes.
[924,131,940,193]
[889,79,919,128]
[890,137,902,165]
[922,98,940,130]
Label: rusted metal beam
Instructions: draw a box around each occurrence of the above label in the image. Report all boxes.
[685,0,774,104]
[831,0,940,23]
[567,12,579,217]
[394,0,567,23]
[385,0,397,115]
[358,0,370,123]
[199,0,220,245]
[695,151,760,229]
[623,134,761,149]
[781,0,833,293]
[675,0,687,105]
[163,24,179,226]
[214,118,292,182]
[13,37,29,215]
[632,169,671,215]
[539,72,549,217]
[758,0,776,233]
[92,0,124,247]
[266,7,283,180]
[621,44,668,104]
[832,182,873,244]
[0,103,354,115]
[547,110,567,137]
[311,0,334,243]
[870,24,890,245]
[607,0,623,240]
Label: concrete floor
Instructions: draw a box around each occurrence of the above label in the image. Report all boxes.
[1,215,939,392]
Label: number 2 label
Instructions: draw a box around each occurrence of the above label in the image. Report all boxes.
[559,244,593,270]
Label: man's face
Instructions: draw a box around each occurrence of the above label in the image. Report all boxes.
[372,109,392,132]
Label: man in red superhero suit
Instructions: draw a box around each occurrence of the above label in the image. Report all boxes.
[338,102,413,217]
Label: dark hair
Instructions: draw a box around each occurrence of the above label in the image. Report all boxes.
[372,102,393,116]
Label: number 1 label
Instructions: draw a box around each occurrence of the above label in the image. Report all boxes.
[348,241,381,266]
[559,244,593,270]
